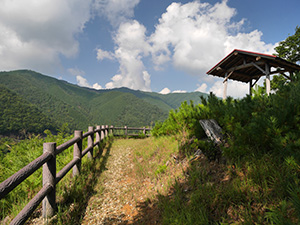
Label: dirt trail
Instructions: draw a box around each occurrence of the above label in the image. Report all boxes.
[81,139,160,224]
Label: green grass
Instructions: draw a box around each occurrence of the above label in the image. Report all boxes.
[0,130,109,224]
[3,134,300,224]
[151,152,300,224]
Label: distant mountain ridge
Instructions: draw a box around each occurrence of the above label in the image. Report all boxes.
[0,70,208,134]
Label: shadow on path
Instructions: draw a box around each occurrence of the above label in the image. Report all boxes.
[50,138,114,225]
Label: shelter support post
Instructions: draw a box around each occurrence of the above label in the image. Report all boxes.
[265,63,270,95]
[249,79,253,96]
[223,72,228,100]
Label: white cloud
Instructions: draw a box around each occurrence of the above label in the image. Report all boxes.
[209,80,249,98]
[76,75,91,88]
[69,67,103,90]
[159,88,187,94]
[92,83,103,90]
[95,0,276,94]
[195,83,208,93]
[96,49,115,60]
[159,87,171,94]
[173,90,187,93]
[93,0,140,27]
[150,0,276,77]
[0,0,92,73]
[68,67,86,77]
[104,20,152,91]
[105,74,123,89]
[76,75,103,90]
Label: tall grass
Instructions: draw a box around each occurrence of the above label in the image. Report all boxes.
[0,129,105,224]
[151,73,300,223]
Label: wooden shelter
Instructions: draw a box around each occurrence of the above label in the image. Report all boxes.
[207,49,300,99]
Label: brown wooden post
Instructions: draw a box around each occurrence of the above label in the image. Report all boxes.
[96,125,101,146]
[143,127,146,135]
[125,126,128,137]
[87,126,94,160]
[101,125,105,141]
[42,142,56,218]
[73,130,82,177]
[105,125,108,137]
[110,125,114,136]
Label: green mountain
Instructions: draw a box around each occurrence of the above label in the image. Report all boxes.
[0,70,208,134]
[0,85,56,135]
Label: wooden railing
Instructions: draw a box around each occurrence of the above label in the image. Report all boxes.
[111,126,151,137]
[0,125,151,225]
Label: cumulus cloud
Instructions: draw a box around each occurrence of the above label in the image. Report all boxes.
[68,67,103,90]
[195,83,208,93]
[76,75,103,90]
[0,0,92,73]
[159,88,188,94]
[150,0,276,78]
[92,83,103,90]
[200,79,248,98]
[97,49,115,60]
[98,0,276,95]
[76,75,91,88]
[93,0,140,27]
[159,87,171,95]
[103,20,152,91]
[173,90,187,93]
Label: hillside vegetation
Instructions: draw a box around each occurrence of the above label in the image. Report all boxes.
[0,85,56,135]
[152,76,300,223]
[150,27,300,224]
[0,70,207,135]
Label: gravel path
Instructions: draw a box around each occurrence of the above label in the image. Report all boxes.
[81,141,143,224]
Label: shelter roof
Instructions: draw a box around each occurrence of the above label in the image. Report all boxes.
[207,49,300,83]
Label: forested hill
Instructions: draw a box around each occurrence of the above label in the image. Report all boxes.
[0,70,208,135]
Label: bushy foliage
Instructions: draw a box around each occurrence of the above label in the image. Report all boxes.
[153,73,300,161]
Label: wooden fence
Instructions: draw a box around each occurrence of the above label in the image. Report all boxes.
[111,126,151,137]
[0,125,151,225]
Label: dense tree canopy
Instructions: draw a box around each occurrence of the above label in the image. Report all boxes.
[271,26,300,90]
[275,26,300,64]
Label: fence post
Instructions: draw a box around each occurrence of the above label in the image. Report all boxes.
[42,142,56,218]
[105,125,108,137]
[87,126,94,160]
[110,125,114,136]
[125,126,128,137]
[143,127,146,135]
[101,125,105,141]
[73,130,82,177]
[96,125,101,147]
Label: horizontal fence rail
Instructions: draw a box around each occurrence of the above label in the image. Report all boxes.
[0,125,151,225]
[111,126,151,137]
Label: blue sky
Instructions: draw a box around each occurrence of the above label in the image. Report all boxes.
[0,0,299,97]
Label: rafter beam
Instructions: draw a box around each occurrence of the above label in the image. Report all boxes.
[251,62,267,74]
[226,61,264,73]
[252,77,261,87]
[223,71,234,83]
